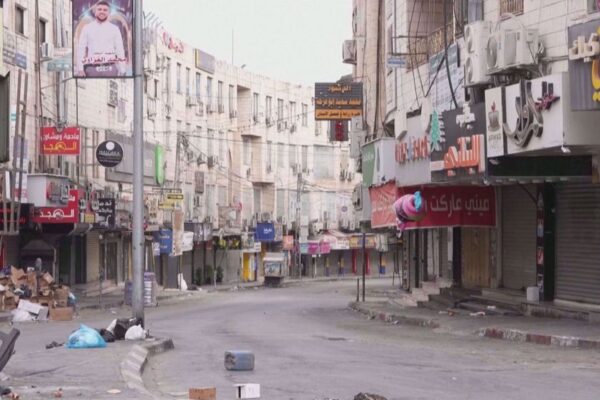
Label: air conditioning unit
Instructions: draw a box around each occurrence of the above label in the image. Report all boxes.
[464,21,492,87]
[40,42,54,61]
[343,39,357,64]
[186,95,197,107]
[487,27,539,73]
[261,212,272,222]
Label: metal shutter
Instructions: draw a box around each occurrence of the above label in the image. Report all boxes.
[4,236,20,267]
[502,186,537,290]
[556,183,600,304]
[86,231,101,283]
[182,251,193,285]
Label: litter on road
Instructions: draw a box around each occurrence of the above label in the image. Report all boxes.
[224,350,255,371]
[65,324,106,349]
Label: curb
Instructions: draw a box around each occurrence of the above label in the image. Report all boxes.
[349,302,440,329]
[120,337,175,398]
[478,327,600,349]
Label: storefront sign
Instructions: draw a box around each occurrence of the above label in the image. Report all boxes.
[362,138,396,187]
[349,235,377,249]
[96,140,124,167]
[194,49,216,74]
[485,87,506,158]
[33,189,79,224]
[72,0,134,78]
[157,229,172,254]
[314,83,363,121]
[274,223,283,242]
[369,182,397,228]
[158,26,184,53]
[255,222,276,242]
[182,231,194,252]
[396,115,432,186]
[567,19,600,111]
[320,241,331,254]
[398,186,496,228]
[92,197,115,229]
[40,127,80,155]
[431,102,486,181]
[333,238,350,250]
[155,145,165,185]
[283,235,294,250]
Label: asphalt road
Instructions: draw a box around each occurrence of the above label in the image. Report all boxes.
[143,280,600,400]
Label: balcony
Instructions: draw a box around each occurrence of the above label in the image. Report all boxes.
[246,166,274,184]
[407,23,455,69]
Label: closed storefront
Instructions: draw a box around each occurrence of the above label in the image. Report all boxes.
[555,183,600,304]
[86,231,101,283]
[502,186,537,291]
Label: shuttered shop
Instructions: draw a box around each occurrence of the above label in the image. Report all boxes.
[502,186,537,290]
[86,231,101,283]
[555,183,600,304]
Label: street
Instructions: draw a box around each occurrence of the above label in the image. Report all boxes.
[141,280,600,400]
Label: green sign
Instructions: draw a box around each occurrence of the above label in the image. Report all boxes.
[361,142,376,187]
[155,145,165,185]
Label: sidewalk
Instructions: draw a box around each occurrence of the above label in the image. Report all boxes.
[350,298,600,349]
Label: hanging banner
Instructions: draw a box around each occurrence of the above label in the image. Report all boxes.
[72,0,134,78]
[182,231,195,252]
[398,185,496,228]
[40,127,81,155]
[369,182,398,229]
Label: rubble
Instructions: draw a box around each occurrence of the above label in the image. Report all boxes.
[0,268,75,322]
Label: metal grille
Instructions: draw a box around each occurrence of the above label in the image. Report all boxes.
[500,0,524,15]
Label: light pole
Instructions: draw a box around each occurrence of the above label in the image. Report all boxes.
[132,0,145,323]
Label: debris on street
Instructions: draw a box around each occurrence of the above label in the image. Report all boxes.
[470,311,486,317]
[224,350,255,371]
[65,324,106,349]
[354,394,387,400]
[188,387,216,400]
[106,389,121,395]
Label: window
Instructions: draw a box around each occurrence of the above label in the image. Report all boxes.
[277,143,285,168]
[219,131,227,168]
[153,79,159,98]
[165,58,172,96]
[266,96,272,121]
[206,77,213,107]
[185,68,191,96]
[302,103,308,126]
[243,138,251,166]
[195,72,202,99]
[15,6,25,35]
[313,146,334,179]
[207,129,215,157]
[253,93,259,121]
[289,144,297,167]
[301,145,308,170]
[39,19,47,44]
[315,121,322,136]
[499,0,523,16]
[266,141,273,169]
[277,98,284,121]
[229,85,235,113]
[176,63,182,93]
[217,81,224,111]
[289,101,296,125]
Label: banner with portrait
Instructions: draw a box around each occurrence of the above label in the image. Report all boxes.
[72,0,134,78]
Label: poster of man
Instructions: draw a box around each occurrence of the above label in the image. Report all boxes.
[72,0,133,78]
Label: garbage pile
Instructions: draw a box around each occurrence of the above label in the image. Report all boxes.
[1,267,75,322]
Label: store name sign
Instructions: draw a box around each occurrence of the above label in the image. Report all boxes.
[568,20,600,110]
[395,136,429,164]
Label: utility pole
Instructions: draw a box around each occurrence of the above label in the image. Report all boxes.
[132,0,145,324]
[295,168,302,279]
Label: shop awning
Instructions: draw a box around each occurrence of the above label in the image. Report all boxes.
[322,230,351,250]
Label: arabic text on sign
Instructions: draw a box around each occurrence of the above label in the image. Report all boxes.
[315,109,362,120]
[440,134,483,175]
[396,136,429,164]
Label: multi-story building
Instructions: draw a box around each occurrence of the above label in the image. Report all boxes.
[0,0,358,291]
[350,0,600,306]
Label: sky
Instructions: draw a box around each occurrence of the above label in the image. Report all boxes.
[143,0,353,86]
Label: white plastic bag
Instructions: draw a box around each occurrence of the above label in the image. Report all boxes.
[124,325,147,340]
[106,319,117,334]
[11,308,34,322]
[177,273,188,291]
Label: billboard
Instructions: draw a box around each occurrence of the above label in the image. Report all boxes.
[40,127,81,155]
[314,83,363,120]
[72,0,134,78]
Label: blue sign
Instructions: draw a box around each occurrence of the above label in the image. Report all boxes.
[156,229,173,254]
[255,222,275,242]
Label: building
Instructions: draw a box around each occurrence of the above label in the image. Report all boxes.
[348,0,600,305]
[0,0,358,291]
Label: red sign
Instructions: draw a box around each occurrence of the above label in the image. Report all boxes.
[398,186,496,228]
[283,235,294,251]
[33,189,79,224]
[41,127,81,155]
[369,182,398,228]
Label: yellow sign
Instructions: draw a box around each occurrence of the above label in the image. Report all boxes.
[166,193,184,201]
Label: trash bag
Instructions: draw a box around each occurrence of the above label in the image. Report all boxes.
[177,273,188,291]
[11,309,34,322]
[65,324,107,349]
[124,325,147,340]
[113,318,142,340]
[98,329,115,343]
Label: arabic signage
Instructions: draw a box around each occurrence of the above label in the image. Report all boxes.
[428,42,464,114]
[47,48,72,72]
[349,235,377,249]
[158,26,184,53]
[159,188,184,210]
[396,114,432,186]
[106,132,156,184]
[398,186,496,228]
[96,140,123,167]
[194,49,216,74]
[0,203,33,228]
[156,229,172,254]
[314,82,363,121]
[567,19,600,111]
[369,182,397,229]
[33,189,79,224]
[92,198,115,229]
[255,222,276,242]
[299,241,331,255]
[282,235,294,251]
[2,29,26,69]
[430,102,486,182]
[40,127,80,155]
[485,74,568,156]
[72,0,134,78]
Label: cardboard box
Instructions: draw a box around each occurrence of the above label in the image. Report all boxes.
[42,272,55,285]
[11,267,26,287]
[54,287,70,303]
[188,388,216,400]
[49,306,73,321]
[18,299,45,315]
[27,272,38,297]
